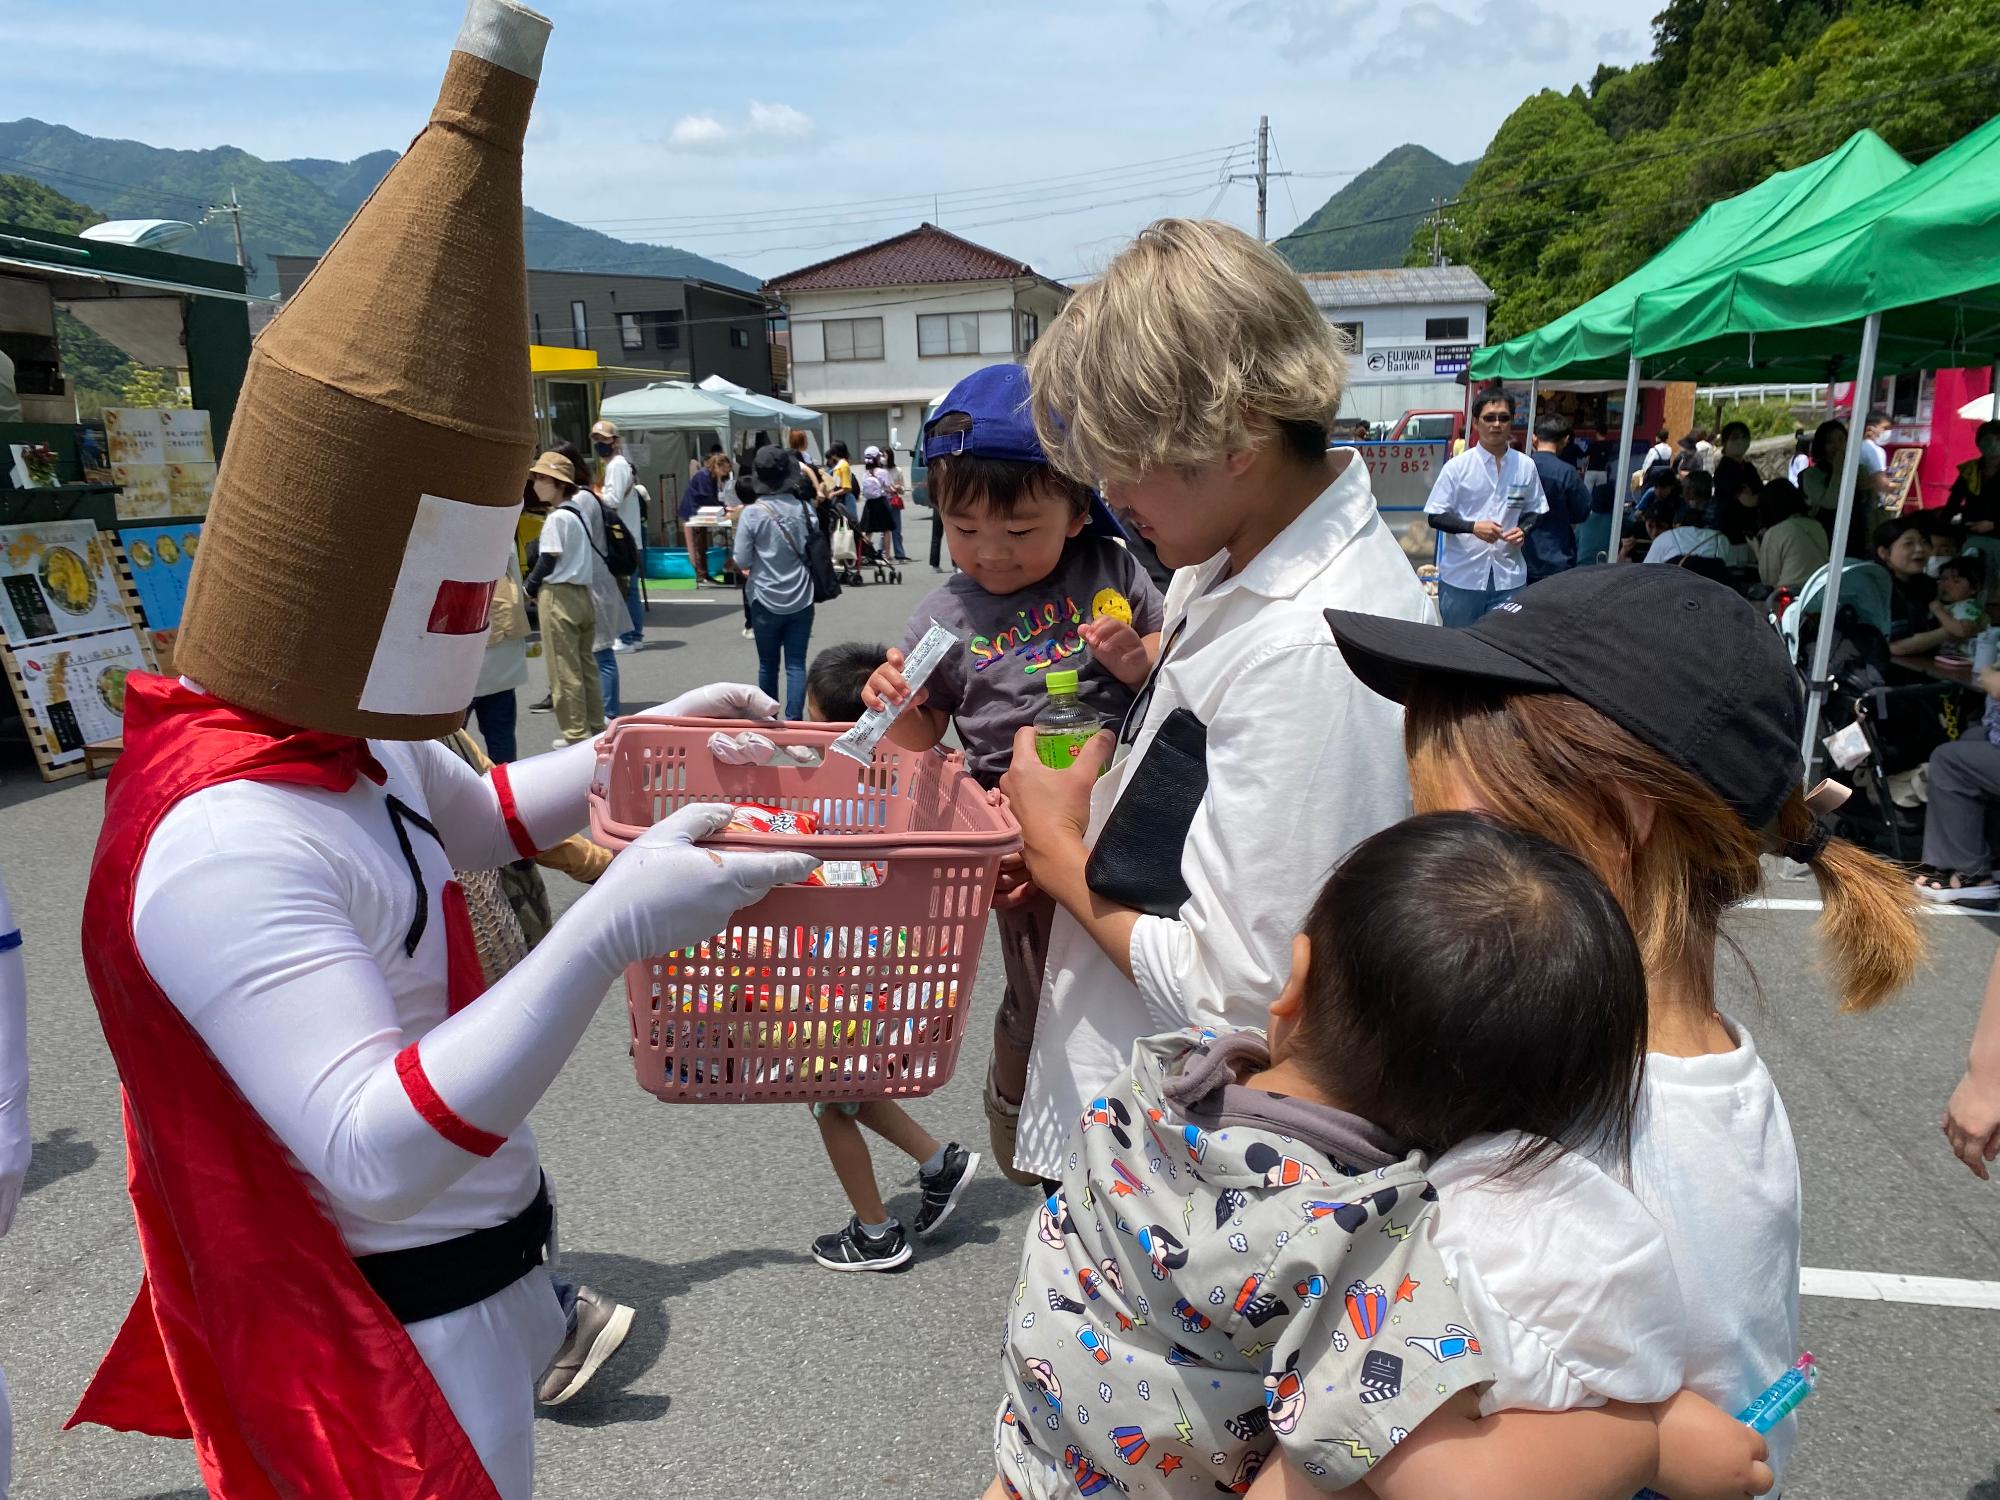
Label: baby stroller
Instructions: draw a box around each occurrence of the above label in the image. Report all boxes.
[820,496,865,587]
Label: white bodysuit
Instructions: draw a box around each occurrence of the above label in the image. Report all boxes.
[133,740,569,1499]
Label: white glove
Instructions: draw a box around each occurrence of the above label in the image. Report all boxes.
[653,682,783,723]
[708,731,824,768]
[566,804,820,971]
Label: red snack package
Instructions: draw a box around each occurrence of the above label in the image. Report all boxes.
[725,803,820,837]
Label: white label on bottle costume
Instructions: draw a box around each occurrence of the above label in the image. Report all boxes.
[359,493,523,716]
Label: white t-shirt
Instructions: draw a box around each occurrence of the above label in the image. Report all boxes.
[1425,444,1549,592]
[537,503,595,587]
[1430,1134,1684,1415]
[1860,437,1889,475]
[1788,452,1812,485]
[1629,1017,1802,1480]
[1017,455,1435,1178]
[538,499,624,649]
[1645,525,1730,564]
[600,452,639,542]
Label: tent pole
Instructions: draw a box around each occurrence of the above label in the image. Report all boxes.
[1524,381,1537,449]
[1799,311,1882,784]
[1607,356,1641,564]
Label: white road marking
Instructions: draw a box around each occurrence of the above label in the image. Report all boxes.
[1742,896,1993,917]
[1802,1267,2000,1310]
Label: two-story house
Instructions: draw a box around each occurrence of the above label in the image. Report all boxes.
[1298,266,1493,427]
[764,224,1070,462]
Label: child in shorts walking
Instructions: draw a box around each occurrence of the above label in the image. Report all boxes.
[796,643,979,1271]
[862,364,1165,1185]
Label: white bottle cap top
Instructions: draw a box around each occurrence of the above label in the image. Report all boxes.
[453,0,551,81]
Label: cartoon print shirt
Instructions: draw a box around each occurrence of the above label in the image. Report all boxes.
[994,1029,1490,1498]
[904,536,1164,788]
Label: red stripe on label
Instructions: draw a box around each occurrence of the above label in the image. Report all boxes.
[426,579,495,636]
[395,1045,506,1157]
[489,761,539,859]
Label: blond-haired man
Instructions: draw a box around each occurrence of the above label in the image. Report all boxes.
[997,218,1434,1182]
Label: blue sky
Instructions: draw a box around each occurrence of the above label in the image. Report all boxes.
[4,0,1659,281]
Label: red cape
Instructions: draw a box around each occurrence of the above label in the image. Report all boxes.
[70,673,502,1499]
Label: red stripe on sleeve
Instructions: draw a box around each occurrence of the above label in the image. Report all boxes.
[395,1045,506,1158]
[489,761,539,860]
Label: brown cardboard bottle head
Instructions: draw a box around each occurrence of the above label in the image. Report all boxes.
[176,0,552,740]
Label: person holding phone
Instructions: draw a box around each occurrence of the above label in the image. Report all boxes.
[1424,389,1548,627]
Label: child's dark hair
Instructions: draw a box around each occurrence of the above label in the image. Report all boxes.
[733,475,758,506]
[1942,552,1985,590]
[1290,812,1647,1178]
[804,641,888,723]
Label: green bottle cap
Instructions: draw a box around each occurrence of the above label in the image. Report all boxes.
[1045,669,1080,694]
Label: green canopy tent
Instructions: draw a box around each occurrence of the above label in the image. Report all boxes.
[1623,110,2000,773]
[1467,130,1912,559]
[1470,130,1910,384]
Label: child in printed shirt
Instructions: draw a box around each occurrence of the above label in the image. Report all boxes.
[789,643,980,1272]
[991,813,1771,1500]
[1932,553,1985,659]
[864,364,1165,1186]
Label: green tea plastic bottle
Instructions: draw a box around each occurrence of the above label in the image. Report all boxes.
[1034,669,1100,769]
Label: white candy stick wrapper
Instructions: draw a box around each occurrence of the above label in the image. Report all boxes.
[832,620,962,765]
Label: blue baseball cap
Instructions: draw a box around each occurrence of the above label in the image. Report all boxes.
[921,363,1045,464]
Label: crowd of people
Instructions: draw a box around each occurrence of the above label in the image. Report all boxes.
[7,11,1991,1495]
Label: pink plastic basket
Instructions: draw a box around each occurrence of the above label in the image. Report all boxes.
[588,717,1021,1104]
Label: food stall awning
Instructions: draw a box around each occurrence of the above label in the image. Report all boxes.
[530,345,682,383]
[0,252,279,308]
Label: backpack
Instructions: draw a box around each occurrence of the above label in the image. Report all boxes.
[763,496,841,604]
[564,499,639,579]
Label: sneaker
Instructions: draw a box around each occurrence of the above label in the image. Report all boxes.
[535,1285,634,1406]
[811,1216,911,1272]
[612,639,639,654]
[529,694,553,713]
[1913,866,2000,904]
[741,626,755,640]
[984,1062,1042,1187]
[914,1144,980,1236]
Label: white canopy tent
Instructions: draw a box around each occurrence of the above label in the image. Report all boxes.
[695,374,826,457]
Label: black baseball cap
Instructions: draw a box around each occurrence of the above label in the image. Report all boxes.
[1325,566,1805,829]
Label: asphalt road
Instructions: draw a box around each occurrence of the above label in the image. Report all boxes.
[2,552,1997,1499]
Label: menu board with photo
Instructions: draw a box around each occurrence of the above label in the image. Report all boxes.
[5,627,149,769]
[121,522,202,631]
[108,408,215,519]
[0,521,130,645]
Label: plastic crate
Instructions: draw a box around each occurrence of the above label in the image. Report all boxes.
[706,544,731,577]
[588,717,1021,1104]
[643,546,693,580]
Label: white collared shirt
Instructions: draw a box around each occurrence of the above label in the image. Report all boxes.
[1425,443,1549,592]
[1015,453,1436,1179]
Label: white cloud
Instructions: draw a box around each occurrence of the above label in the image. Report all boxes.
[1376,0,1572,67]
[664,101,819,154]
[1226,0,1376,58]
[1594,28,1644,61]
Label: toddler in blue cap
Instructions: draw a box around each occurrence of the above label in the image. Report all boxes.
[863,362,1164,1188]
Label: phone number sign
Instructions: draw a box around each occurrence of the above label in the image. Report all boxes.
[1360,442,1445,505]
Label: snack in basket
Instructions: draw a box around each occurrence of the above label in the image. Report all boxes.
[725,803,819,837]
[830,619,962,765]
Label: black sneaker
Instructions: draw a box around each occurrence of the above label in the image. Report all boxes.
[529,694,553,714]
[914,1144,980,1237]
[811,1216,911,1272]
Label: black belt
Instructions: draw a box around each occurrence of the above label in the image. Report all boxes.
[355,1177,552,1325]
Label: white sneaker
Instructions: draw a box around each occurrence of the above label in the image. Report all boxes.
[741,626,755,639]
[613,639,639,654]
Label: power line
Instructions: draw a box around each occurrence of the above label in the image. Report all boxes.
[551,142,1252,233]
[0,153,215,213]
[1268,128,1306,239]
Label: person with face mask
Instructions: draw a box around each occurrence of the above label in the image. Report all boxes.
[591,419,644,650]
[1947,420,2000,536]
[1710,421,1760,543]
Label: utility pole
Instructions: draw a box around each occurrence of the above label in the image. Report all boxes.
[1430,198,1443,266]
[203,186,249,271]
[1255,115,1269,242]
[1227,117,1289,240]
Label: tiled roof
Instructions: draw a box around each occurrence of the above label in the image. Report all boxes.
[1296,265,1493,309]
[764,224,1037,293]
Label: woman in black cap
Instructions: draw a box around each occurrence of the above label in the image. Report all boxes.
[1326,567,1922,1490]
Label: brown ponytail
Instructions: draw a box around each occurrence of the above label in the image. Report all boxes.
[1406,683,1925,1017]
[1765,788,1924,1012]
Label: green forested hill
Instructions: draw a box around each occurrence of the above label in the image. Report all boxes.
[1275,145,1474,272]
[1430,0,2000,340]
[0,119,757,294]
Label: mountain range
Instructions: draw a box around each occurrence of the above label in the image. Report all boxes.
[1274,144,1476,273]
[0,119,757,294]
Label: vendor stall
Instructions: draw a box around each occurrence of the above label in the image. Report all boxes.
[597,379,819,511]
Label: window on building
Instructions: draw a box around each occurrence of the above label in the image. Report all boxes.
[619,313,643,351]
[643,310,682,352]
[1425,316,1470,342]
[1333,321,1364,351]
[828,408,892,457]
[730,327,751,349]
[917,311,980,358]
[823,317,886,361]
[1017,310,1040,352]
[570,299,588,349]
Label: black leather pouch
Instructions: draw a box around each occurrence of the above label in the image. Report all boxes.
[1083,706,1209,917]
